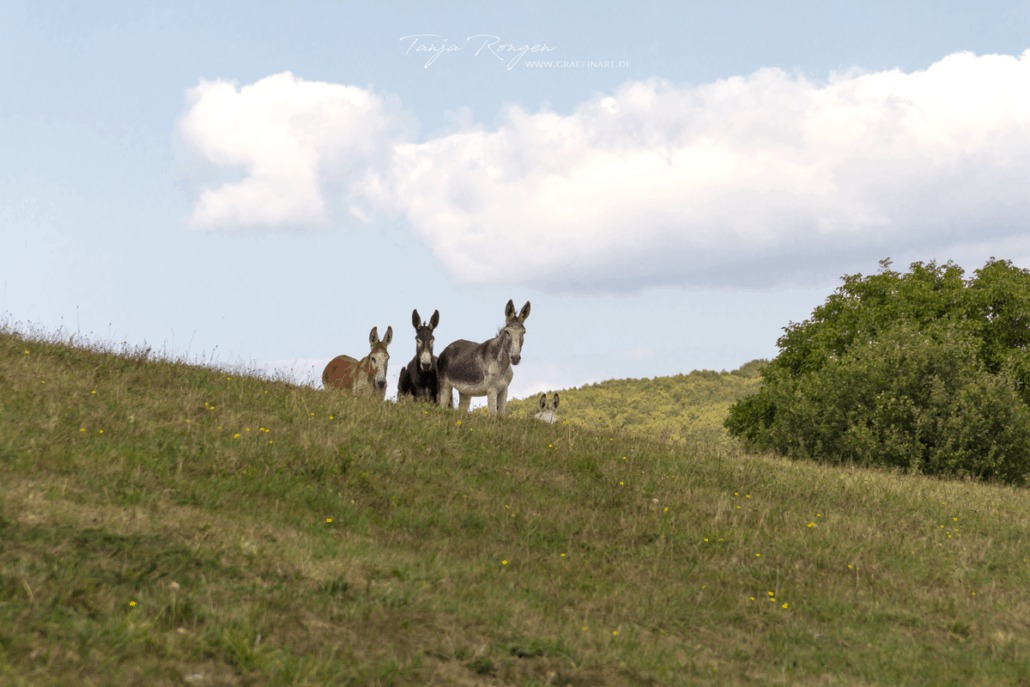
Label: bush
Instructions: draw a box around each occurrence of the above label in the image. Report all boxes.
[727,258,1030,484]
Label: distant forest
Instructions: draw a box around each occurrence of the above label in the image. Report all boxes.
[501,359,768,446]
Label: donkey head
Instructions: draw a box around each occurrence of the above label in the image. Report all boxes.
[534,393,559,424]
[411,309,440,372]
[368,325,393,391]
[503,299,531,366]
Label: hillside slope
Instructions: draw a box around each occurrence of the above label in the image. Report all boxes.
[2,330,1029,686]
[505,360,767,446]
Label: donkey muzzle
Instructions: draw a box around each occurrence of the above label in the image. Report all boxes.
[419,351,433,371]
[511,354,521,365]
[375,379,387,390]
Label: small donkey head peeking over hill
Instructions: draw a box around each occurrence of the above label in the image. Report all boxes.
[534,393,560,424]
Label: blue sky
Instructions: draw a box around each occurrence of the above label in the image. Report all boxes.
[2,1,1028,404]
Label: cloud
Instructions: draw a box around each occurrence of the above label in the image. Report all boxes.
[180,51,1030,289]
[179,72,408,229]
[382,51,1030,291]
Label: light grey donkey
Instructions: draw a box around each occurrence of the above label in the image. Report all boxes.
[436,299,530,416]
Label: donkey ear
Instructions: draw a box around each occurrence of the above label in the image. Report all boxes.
[539,393,547,410]
[429,309,440,330]
[411,309,421,329]
[369,327,379,345]
[552,393,559,409]
[505,299,516,320]
[383,326,393,346]
[519,301,531,322]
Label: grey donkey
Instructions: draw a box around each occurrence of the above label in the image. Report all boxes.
[436,299,530,416]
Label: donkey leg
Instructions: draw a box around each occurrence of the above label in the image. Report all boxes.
[497,387,508,417]
[438,382,453,408]
[457,392,472,414]
[486,390,498,416]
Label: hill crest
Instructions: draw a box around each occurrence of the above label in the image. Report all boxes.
[502,360,769,445]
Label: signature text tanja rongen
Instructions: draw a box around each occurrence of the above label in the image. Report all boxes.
[400,34,556,69]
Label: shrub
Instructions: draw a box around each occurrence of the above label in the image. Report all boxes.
[727,258,1030,483]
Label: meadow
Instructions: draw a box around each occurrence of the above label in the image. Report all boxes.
[1,327,1029,686]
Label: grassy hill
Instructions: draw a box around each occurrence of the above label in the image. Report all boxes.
[2,328,1030,685]
[504,361,767,446]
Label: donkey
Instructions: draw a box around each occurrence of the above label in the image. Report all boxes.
[397,309,440,403]
[321,326,393,400]
[437,299,530,416]
[534,393,560,424]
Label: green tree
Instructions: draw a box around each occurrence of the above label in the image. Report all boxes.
[726,258,1030,483]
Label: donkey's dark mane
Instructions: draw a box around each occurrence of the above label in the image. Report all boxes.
[496,320,525,337]
[485,329,512,358]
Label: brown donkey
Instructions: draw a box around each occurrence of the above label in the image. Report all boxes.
[322,326,393,399]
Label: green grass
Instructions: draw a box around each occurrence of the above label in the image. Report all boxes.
[2,327,1030,685]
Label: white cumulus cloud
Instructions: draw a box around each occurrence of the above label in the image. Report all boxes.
[180,51,1030,290]
[179,72,407,229]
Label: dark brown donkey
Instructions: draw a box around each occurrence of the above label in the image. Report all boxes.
[397,309,440,403]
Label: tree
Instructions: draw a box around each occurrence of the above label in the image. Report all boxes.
[726,258,1030,483]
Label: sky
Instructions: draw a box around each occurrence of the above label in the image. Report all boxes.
[2,1,1029,405]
